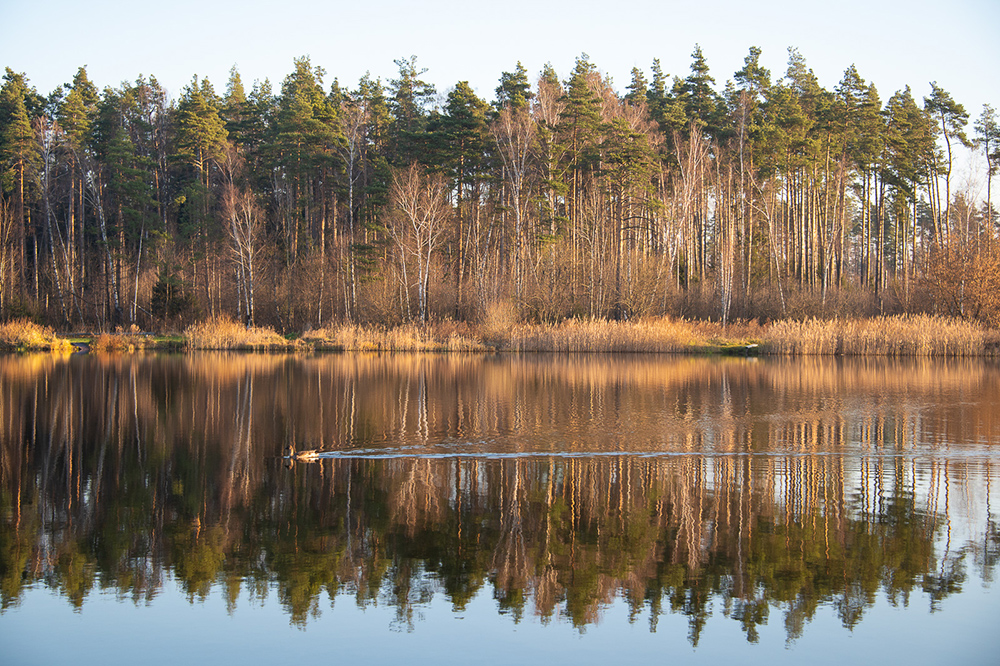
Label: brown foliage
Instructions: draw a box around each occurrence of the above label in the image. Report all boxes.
[968,242,1000,326]
[90,330,150,353]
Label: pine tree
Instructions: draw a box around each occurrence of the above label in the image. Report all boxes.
[924,82,971,244]
[558,55,602,236]
[388,56,436,165]
[242,79,275,192]
[273,57,341,267]
[974,104,1000,222]
[433,82,489,189]
[680,45,719,138]
[222,66,249,149]
[534,63,566,241]
[176,75,228,181]
[173,76,229,315]
[625,67,648,105]
[356,73,392,218]
[602,113,656,318]
[883,86,934,286]
[495,62,533,111]
[0,69,41,301]
[645,60,668,128]
[54,68,100,318]
[429,81,489,312]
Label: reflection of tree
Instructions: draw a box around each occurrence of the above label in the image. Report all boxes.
[0,491,35,609]
[491,460,529,617]
[170,522,226,601]
[0,353,998,645]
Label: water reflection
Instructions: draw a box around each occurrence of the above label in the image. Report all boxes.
[1,353,998,644]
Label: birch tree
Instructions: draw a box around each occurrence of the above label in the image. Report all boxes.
[34,115,70,323]
[387,163,450,322]
[338,93,368,321]
[491,104,535,300]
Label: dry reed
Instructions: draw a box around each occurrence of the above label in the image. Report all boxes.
[0,319,72,352]
[302,322,487,351]
[185,316,296,350]
[186,313,1000,356]
[761,315,997,356]
[89,329,157,353]
[505,317,716,353]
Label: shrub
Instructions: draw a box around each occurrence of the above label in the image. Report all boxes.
[90,332,149,353]
[0,319,72,351]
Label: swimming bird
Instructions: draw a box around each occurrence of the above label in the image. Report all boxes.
[284,443,321,463]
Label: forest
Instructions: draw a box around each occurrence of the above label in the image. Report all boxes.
[1,46,999,332]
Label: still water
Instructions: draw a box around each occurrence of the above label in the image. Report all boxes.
[1,353,998,664]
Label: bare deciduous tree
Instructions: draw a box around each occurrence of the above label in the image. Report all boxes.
[76,147,124,325]
[387,164,451,322]
[221,145,263,327]
[491,105,535,301]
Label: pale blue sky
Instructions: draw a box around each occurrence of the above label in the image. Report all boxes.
[2,0,995,106]
[2,0,998,188]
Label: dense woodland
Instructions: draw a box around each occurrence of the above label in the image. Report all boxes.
[1,47,999,331]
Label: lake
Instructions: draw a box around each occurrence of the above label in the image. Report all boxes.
[1,353,998,664]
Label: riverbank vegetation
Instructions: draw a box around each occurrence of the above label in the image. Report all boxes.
[0,318,72,351]
[2,312,996,355]
[185,315,295,350]
[0,49,998,340]
[180,313,997,355]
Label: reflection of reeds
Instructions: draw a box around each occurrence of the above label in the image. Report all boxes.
[0,319,72,351]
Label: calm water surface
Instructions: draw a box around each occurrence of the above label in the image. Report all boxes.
[1,353,998,664]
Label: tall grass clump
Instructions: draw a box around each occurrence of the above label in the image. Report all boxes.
[762,318,841,355]
[89,325,154,353]
[302,321,486,351]
[185,316,294,350]
[506,317,714,352]
[90,333,138,353]
[761,315,997,356]
[0,319,72,352]
[480,300,521,348]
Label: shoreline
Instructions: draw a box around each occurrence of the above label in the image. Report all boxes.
[3,314,999,357]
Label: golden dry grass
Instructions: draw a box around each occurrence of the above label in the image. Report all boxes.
[505,317,722,352]
[185,317,297,350]
[302,321,487,352]
[0,319,73,352]
[89,330,155,353]
[761,315,997,356]
[480,300,521,346]
[189,313,1000,356]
